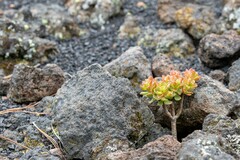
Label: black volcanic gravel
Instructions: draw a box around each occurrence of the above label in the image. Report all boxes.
[50,0,181,74]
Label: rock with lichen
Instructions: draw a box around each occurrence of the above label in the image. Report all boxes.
[65,0,124,26]
[51,64,154,159]
[177,130,236,160]
[0,16,59,63]
[155,28,195,57]
[214,0,240,32]
[175,4,217,39]
[0,32,58,64]
[2,3,84,39]
[137,27,158,49]
[157,0,183,23]
[27,3,84,39]
[157,0,224,39]
[137,28,195,57]
[202,114,240,159]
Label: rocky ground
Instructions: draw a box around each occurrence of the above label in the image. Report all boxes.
[0,0,240,160]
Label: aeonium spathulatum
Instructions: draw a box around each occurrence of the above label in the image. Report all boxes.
[140,69,200,139]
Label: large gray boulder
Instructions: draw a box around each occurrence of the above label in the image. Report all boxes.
[51,64,154,159]
[155,75,237,133]
[177,130,236,160]
[198,30,240,68]
[8,64,65,103]
[227,58,240,91]
[104,47,152,88]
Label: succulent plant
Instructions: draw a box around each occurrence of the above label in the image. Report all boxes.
[140,68,200,139]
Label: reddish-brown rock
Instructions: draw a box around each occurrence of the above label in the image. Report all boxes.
[8,64,65,103]
[105,135,181,160]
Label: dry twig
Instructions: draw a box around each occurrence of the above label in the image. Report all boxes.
[32,122,66,160]
[0,102,45,115]
[3,74,12,80]
[0,134,31,150]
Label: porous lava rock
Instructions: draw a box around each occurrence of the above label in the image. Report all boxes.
[202,114,240,159]
[155,28,195,57]
[0,32,59,64]
[157,0,224,39]
[52,64,154,159]
[216,0,240,32]
[177,130,236,160]
[137,28,195,57]
[175,4,217,39]
[105,135,181,160]
[8,64,65,103]
[198,30,240,68]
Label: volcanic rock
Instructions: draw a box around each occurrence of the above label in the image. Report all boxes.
[8,64,65,103]
[198,30,240,68]
[52,64,154,159]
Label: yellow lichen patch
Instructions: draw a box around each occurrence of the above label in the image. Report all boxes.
[175,7,194,29]
[24,136,44,148]
[119,27,141,39]
[137,34,157,48]
[189,20,211,38]
[0,58,29,75]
